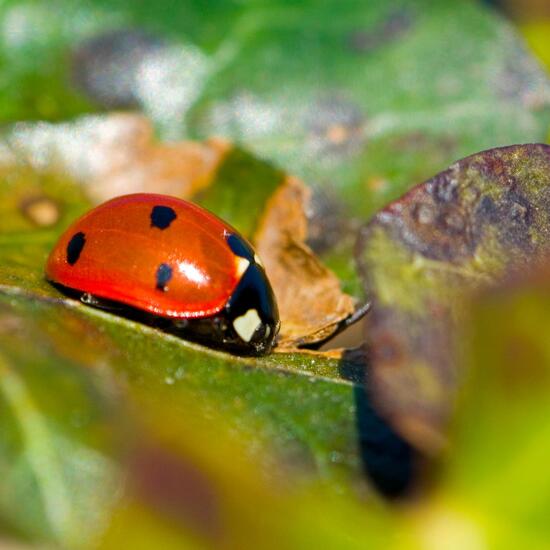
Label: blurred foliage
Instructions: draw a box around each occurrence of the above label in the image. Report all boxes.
[1,0,550,294]
[196,147,284,239]
[437,274,550,550]
[0,161,392,545]
[520,21,550,73]
[0,0,550,548]
[5,271,550,549]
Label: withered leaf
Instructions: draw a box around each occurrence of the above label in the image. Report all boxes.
[357,144,550,453]
[4,114,229,204]
[254,176,356,348]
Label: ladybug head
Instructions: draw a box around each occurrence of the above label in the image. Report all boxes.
[171,261,279,356]
[222,263,280,355]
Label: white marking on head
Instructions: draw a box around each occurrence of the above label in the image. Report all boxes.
[236,256,250,277]
[233,309,262,343]
[254,253,263,268]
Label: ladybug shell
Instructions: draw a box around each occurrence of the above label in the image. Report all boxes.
[46,194,248,319]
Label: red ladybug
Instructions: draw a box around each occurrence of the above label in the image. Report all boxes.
[46,193,280,355]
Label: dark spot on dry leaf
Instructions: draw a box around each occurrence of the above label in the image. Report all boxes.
[475,195,499,223]
[497,190,533,249]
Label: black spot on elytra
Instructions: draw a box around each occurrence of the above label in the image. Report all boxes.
[67,232,86,265]
[151,205,177,230]
[226,234,255,262]
[156,263,173,291]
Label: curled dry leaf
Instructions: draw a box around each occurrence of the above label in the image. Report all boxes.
[254,176,356,349]
[4,113,229,204]
[356,144,550,454]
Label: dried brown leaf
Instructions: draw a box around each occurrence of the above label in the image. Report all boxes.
[357,144,550,453]
[3,114,229,204]
[254,176,356,348]
[82,114,230,203]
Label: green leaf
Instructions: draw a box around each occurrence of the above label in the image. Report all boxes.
[0,153,372,537]
[0,286,382,547]
[98,397,390,550]
[0,287,361,476]
[195,147,284,238]
[0,156,381,543]
[0,305,121,545]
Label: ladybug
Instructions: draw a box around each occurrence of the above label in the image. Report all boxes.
[46,193,280,355]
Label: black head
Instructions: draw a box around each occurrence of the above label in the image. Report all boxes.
[168,261,279,356]
[165,232,279,355]
[221,262,280,355]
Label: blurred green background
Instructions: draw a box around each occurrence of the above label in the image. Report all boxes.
[1,0,550,548]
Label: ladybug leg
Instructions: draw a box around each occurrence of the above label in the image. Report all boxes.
[80,292,125,312]
[298,299,371,350]
[340,299,372,328]
[81,293,100,306]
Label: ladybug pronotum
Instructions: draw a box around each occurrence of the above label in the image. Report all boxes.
[46,193,280,355]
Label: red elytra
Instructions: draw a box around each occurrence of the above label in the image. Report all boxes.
[46,193,242,318]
